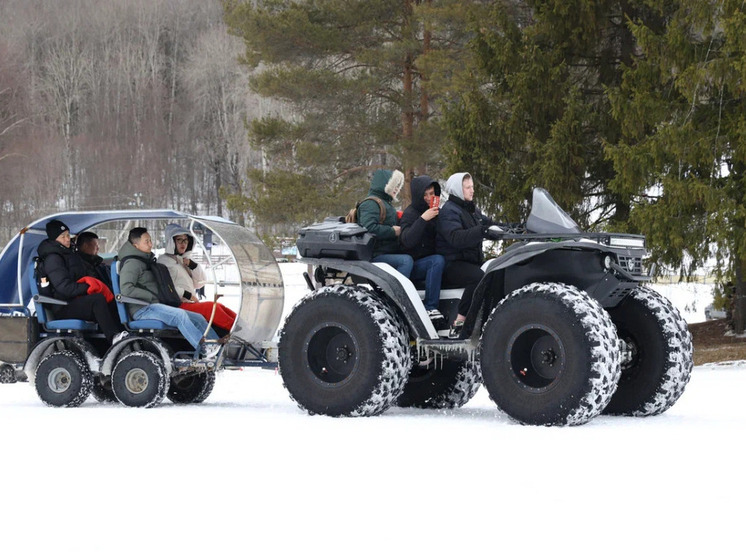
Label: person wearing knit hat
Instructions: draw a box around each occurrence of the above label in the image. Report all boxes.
[357,169,413,278]
[36,220,126,345]
[435,172,497,338]
[45,219,69,241]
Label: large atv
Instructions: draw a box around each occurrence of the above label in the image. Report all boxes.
[279,188,693,426]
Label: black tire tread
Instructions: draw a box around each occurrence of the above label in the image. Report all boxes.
[278,284,410,417]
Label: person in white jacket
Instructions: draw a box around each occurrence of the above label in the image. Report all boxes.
[158,223,239,336]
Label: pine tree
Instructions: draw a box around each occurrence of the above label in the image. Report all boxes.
[223,0,445,231]
[607,0,746,331]
[440,1,660,227]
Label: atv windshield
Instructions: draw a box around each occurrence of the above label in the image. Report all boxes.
[525,188,581,235]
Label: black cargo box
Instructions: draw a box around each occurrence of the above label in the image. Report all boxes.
[297,219,374,261]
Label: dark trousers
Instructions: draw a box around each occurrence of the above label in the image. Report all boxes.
[56,294,123,343]
[444,261,484,317]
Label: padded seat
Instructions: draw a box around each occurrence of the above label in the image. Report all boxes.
[110,260,174,332]
[28,260,98,332]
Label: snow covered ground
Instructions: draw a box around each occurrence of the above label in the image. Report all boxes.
[1,263,743,558]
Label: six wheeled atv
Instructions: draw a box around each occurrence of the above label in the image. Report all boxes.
[281,188,693,426]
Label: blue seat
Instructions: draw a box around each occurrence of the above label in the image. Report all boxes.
[28,260,98,332]
[111,260,173,331]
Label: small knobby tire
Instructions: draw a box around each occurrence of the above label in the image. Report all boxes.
[111,351,169,408]
[34,350,93,408]
[278,284,411,417]
[480,282,621,426]
[167,371,216,404]
[398,356,482,409]
[91,375,117,403]
[0,364,17,384]
[605,286,693,416]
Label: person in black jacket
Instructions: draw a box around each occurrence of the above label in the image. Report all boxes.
[37,219,125,344]
[75,231,113,290]
[435,172,496,337]
[399,175,445,325]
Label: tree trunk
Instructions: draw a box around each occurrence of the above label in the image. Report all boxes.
[399,0,415,209]
[734,254,746,334]
[417,0,431,178]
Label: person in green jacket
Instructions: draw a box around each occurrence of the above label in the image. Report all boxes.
[357,169,413,277]
[118,227,221,355]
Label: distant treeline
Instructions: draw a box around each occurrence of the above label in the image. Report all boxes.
[0,0,277,245]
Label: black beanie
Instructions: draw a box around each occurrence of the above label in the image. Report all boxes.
[46,219,69,240]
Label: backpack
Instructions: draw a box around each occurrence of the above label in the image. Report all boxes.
[345,196,387,224]
[33,257,54,298]
[120,254,182,307]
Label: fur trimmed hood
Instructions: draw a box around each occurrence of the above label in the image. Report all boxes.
[369,169,404,201]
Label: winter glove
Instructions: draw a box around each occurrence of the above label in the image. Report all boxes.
[484,225,505,240]
[77,276,114,303]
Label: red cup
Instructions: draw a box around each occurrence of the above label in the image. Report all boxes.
[430,195,440,209]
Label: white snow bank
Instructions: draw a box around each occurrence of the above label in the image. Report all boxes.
[0,363,743,557]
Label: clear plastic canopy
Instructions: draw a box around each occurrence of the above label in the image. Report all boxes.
[0,210,284,344]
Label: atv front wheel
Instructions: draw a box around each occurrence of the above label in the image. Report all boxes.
[398,357,481,409]
[34,350,93,407]
[111,351,169,408]
[278,285,410,416]
[480,282,621,426]
[605,287,693,415]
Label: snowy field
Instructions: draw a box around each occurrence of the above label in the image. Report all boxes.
[1,263,743,558]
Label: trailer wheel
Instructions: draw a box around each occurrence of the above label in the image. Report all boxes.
[0,364,17,384]
[605,287,693,415]
[167,371,216,404]
[398,357,481,409]
[112,351,169,408]
[279,285,410,417]
[480,282,621,426]
[91,375,117,403]
[34,350,93,407]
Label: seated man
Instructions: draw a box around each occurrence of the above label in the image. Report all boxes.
[436,172,496,338]
[37,219,125,345]
[76,231,112,289]
[118,227,222,355]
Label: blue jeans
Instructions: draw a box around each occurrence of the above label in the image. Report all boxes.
[372,254,414,278]
[133,304,218,349]
[411,254,445,311]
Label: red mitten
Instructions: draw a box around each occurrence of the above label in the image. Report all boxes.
[77,276,115,303]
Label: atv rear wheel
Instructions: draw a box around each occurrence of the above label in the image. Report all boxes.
[167,371,216,404]
[480,282,621,426]
[605,287,693,415]
[398,357,481,409]
[278,285,410,417]
[34,350,93,407]
[112,351,169,408]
